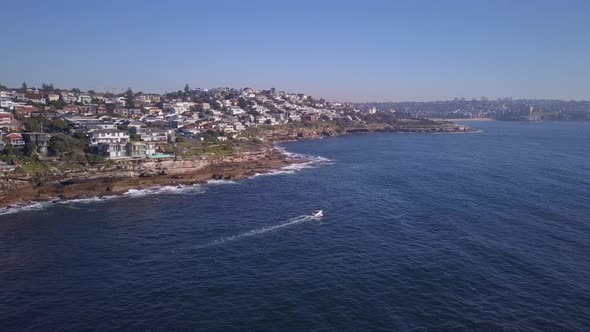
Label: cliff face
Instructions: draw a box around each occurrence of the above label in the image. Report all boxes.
[264,120,468,141]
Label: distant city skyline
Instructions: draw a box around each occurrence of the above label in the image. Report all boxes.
[2,0,589,102]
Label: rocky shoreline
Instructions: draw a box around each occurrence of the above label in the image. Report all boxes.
[0,121,472,212]
[0,147,298,211]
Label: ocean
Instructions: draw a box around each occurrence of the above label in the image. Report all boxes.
[1,121,589,330]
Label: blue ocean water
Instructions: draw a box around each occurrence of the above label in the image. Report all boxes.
[1,121,590,331]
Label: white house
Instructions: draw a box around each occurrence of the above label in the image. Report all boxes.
[97,143,128,158]
[233,122,245,131]
[61,92,77,104]
[228,106,245,115]
[77,95,92,104]
[89,129,130,145]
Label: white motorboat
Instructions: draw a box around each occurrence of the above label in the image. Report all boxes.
[312,210,323,218]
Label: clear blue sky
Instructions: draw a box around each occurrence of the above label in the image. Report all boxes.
[2,0,589,102]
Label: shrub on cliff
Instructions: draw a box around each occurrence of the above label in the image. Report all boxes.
[62,150,87,164]
[14,161,50,176]
[86,153,106,165]
[49,134,86,155]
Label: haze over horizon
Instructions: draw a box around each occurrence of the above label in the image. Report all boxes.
[2,0,589,102]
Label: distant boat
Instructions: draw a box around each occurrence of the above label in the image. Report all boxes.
[313,210,323,218]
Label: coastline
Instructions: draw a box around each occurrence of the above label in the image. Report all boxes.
[430,118,496,121]
[0,122,471,213]
[0,147,303,213]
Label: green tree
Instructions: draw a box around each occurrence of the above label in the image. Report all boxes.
[21,82,28,91]
[41,83,55,92]
[184,84,190,95]
[85,153,105,164]
[50,96,66,109]
[22,117,43,132]
[125,88,135,108]
[238,97,249,109]
[72,131,87,140]
[49,134,86,155]
[62,150,87,164]
[2,144,21,157]
[23,143,38,158]
[47,119,69,133]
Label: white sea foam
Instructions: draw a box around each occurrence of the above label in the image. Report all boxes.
[2,147,326,216]
[251,145,332,178]
[0,201,55,216]
[56,195,118,205]
[206,179,239,185]
[195,214,314,249]
[274,145,332,163]
[0,185,208,216]
[0,195,123,216]
[124,184,205,197]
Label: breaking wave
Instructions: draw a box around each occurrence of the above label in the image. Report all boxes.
[274,145,331,162]
[56,196,119,204]
[0,201,56,216]
[0,195,119,216]
[124,184,205,197]
[0,185,206,216]
[251,145,332,178]
[206,179,239,185]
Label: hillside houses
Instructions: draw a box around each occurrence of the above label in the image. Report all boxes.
[0,83,361,160]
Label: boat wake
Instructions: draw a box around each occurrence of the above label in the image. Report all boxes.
[193,214,315,249]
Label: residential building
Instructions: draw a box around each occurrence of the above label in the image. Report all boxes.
[14,92,27,101]
[97,143,128,158]
[113,108,129,117]
[144,107,162,115]
[179,125,200,135]
[44,93,60,103]
[25,92,45,104]
[5,133,25,149]
[89,129,130,145]
[61,93,78,104]
[23,132,52,156]
[121,120,145,133]
[127,141,157,158]
[138,94,161,103]
[0,91,15,100]
[139,128,173,142]
[0,112,12,125]
[77,95,92,104]
[14,105,39,117]
[228,106,245,115]
[233,122,245,131]
[83,121,117,132]
[0,100,20,109]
